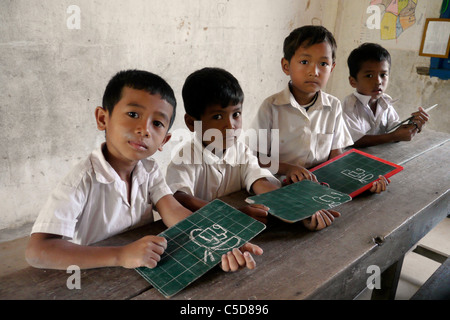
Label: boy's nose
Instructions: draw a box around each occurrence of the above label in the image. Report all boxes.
[136,120,150,137]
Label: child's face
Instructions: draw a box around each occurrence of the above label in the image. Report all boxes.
[96,87,173,165]
[188,103,242,151]
[350,60,390,101]
[282,41,335,104]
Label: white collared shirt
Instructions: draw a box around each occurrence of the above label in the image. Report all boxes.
[166,134,280,201]
[342,92,401,142]
[31,144,172,245]
[251,85,353,169]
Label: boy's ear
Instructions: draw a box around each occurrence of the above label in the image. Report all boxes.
[348,76,357,88]
[95,106,108,131]
[184,114,196,132]
[281,57,290,75]
[158,133,172,152]
[331,62,336,73]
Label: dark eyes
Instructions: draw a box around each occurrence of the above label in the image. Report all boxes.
[212,112,241,120]
[127,112,165,128]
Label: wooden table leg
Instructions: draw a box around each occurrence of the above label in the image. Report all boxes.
[371,256,405,300]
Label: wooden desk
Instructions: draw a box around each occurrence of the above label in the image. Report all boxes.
[0,129,448,300]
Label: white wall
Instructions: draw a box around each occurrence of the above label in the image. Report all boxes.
[0,0,336,231]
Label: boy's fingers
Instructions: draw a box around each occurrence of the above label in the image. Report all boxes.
[221,254,230,272]
[232,248,246,267]
[241,242,263,256]
[243,251,256,270]
[250,204,270,211]
[226,251,239,272]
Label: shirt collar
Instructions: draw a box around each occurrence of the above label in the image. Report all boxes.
[274,84,331,111]
[91,143,148,185]
[353,91,391,111]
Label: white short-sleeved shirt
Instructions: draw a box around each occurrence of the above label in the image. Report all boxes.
[251,85,353,169]
[31,144,172,245]
[342,92,401,142]
[166,135,280,201]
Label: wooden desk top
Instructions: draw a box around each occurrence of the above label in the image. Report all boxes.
[0,129,448,300]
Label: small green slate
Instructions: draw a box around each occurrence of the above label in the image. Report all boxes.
[246,180,352,223]
[136,199,266,298]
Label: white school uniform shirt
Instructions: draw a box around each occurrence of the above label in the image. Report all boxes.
[31,143,172,245]
[342,91,401,142]
[251,85,353,169]
[166,134,280,201]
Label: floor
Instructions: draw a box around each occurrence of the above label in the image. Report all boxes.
[1,218,449,299]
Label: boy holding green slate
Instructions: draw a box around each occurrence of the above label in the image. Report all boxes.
[26,69,260,272]
[166,67,340,230]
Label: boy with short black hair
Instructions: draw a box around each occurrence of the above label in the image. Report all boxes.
[343,42,429,148]
[252,26,388,194]
[166,67,340,230]
[26,69,261,272]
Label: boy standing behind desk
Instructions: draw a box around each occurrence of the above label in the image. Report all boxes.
[342,43,429,148]
[26,69,260,272]
[252,26,387,193]
[166,67,340,230]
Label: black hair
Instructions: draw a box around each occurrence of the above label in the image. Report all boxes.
[102,69,177,129]
[347,43,391,79]
[182,67,244,119]
[283,25,337,63]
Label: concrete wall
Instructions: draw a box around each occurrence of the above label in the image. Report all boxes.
[0,0,337,232]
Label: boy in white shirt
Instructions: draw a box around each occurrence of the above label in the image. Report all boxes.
[252,26,388,194]
[26,69,261,272]
[342,43,429,148]
[167,67,340,230]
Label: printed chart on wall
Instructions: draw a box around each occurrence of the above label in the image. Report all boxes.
[136,199,265,298]
[246,149,402,223]
[361,0,427,50]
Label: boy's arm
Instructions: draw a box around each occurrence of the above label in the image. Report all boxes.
[25,232,167,270]
[257,156,317,183]
[155,194,192,228]
[352,124,417,148]
[173,191,209,212]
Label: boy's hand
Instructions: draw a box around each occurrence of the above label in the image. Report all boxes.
[221,242,263,272]
[302,209,341,231]
[370,175,390,194]
[119,235,167,269]
[410,107,429,132]
[238,204,270,224]
[393,124,417,141]
[285,165,318,184]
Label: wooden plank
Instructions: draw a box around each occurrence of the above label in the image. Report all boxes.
[359,129,449,166]
[410,258,450,300]
[1,132,448,300]
[0,221,166,299]
[134,141,449,300]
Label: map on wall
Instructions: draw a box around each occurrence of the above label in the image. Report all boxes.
[361,0,427,50]
[372,0,418,40]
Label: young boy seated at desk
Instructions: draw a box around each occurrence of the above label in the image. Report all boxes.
[166,67,339,230]
[342,42,429,148]
[26,69,261,272]
[251,26,388,194]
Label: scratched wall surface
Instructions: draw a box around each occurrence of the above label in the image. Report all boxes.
[0,0,337,231]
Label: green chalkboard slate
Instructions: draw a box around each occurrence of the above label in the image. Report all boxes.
[135,199,265,298]
[246,180,352,223]
[310,149,403,197]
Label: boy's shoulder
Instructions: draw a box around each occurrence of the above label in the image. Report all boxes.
[262,86,290,107]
